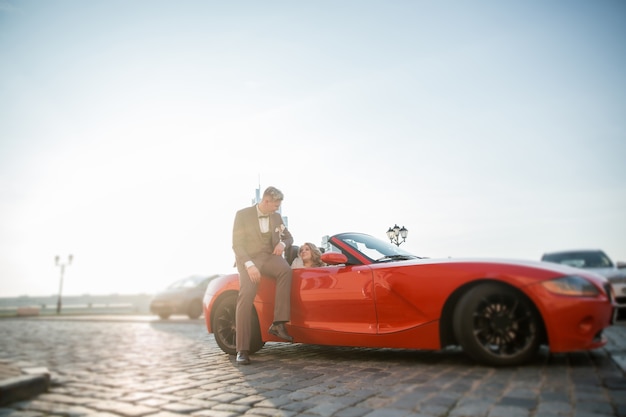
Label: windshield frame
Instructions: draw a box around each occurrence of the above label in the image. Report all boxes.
[328,232,418,265]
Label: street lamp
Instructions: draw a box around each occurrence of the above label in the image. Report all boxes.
[55,255,73,314]
[386,224,408,246]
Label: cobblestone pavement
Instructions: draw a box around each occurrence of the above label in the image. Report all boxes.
[1,316,625,417]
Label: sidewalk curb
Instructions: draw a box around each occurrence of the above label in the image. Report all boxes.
[0,366,50,406]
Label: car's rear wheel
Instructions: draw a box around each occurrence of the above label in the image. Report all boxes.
[187,299,203,319]
[158,312,171,320]
[211,292,264,355]
[453,282,541,366]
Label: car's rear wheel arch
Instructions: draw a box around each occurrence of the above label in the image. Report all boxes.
[439,280,547,349]
[210,291,264,355]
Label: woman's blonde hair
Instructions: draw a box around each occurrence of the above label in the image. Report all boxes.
[300,242,325,267]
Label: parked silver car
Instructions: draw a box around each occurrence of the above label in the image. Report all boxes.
[541,249,626,320]
[150,274,223,319]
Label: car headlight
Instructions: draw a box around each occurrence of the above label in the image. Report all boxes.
[541,275,600,297]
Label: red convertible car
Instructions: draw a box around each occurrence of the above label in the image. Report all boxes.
[203,232,617,366]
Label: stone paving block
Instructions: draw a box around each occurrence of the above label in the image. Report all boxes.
[419,403,453,416]
[244,407,298,417]
[212,402,251,414]
[254,395,293,409]
[506,387,539,399]
[12,399,93,415]
[358,395,394,409]
[488,404,533,417]
[36,392,92,405]
[497,396,537,409]
[387,392,421,411]
[576,401,616,415]
[260,389,292,399]
[540,391,571,402]
[572,411,618,417]
[231,394,265,406]
[335,407,383,417]
[191,409,241,417]
[306,401,352,417]
[282,390,314,402]
[116,392,154,402]
[87,399,158,416]
[209,392,245,403]
[154,384,198,395]
[429,392,462,407]
[281,400,318,413]
[192,388,229,400]
[136,397,173,407]
[168,396,211,408]
[197,382,228,391]
[604,376,626,390]
[448,400,492,416]
[362,409,413,417]
[161,401,204,413]
[535,400,572,414]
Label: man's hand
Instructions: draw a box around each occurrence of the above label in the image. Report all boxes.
[272,243,285,256]
[247,265,262,283]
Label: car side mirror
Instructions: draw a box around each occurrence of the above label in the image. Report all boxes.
[321,252,348,265]
[616,261,626,269]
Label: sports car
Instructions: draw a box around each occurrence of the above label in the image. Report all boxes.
[203,232,617,366]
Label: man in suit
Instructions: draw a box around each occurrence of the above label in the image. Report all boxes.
[232,186,294,365]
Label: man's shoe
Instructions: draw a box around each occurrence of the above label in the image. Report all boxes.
[268,323,293,342]
[236,351,250,365]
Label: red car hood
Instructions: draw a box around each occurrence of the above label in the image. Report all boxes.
[386,256,610,286]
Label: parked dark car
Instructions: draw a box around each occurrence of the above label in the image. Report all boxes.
[541,249,626,321]
[151,274,223,319]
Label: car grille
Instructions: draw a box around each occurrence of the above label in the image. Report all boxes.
[604,283,626,322]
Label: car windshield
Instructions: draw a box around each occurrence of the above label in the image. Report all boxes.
[167,276,206,289]
[329,232,420,263]
[542,251,614,269]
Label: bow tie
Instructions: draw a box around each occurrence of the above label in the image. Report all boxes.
[258,215,269,219]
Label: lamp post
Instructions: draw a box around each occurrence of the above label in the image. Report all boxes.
[55,255,73,314]
[386,224,408,247]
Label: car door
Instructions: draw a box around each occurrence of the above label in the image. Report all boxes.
[290,264,377,334]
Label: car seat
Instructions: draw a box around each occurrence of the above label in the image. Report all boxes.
[284,245,299,266]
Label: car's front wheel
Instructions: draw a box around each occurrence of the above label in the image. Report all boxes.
[187,299,203,319]
[211,292,264,355]
[453,282,541,366]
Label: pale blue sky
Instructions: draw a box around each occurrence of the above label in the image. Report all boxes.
[1,0,625,297]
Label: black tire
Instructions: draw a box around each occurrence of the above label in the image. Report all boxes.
[453,282,541,366]
[187,299,203,319]
[211,292,264,355]
[158,312,171,320]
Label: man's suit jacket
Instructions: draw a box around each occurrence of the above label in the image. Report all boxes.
[232,205,294,267]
